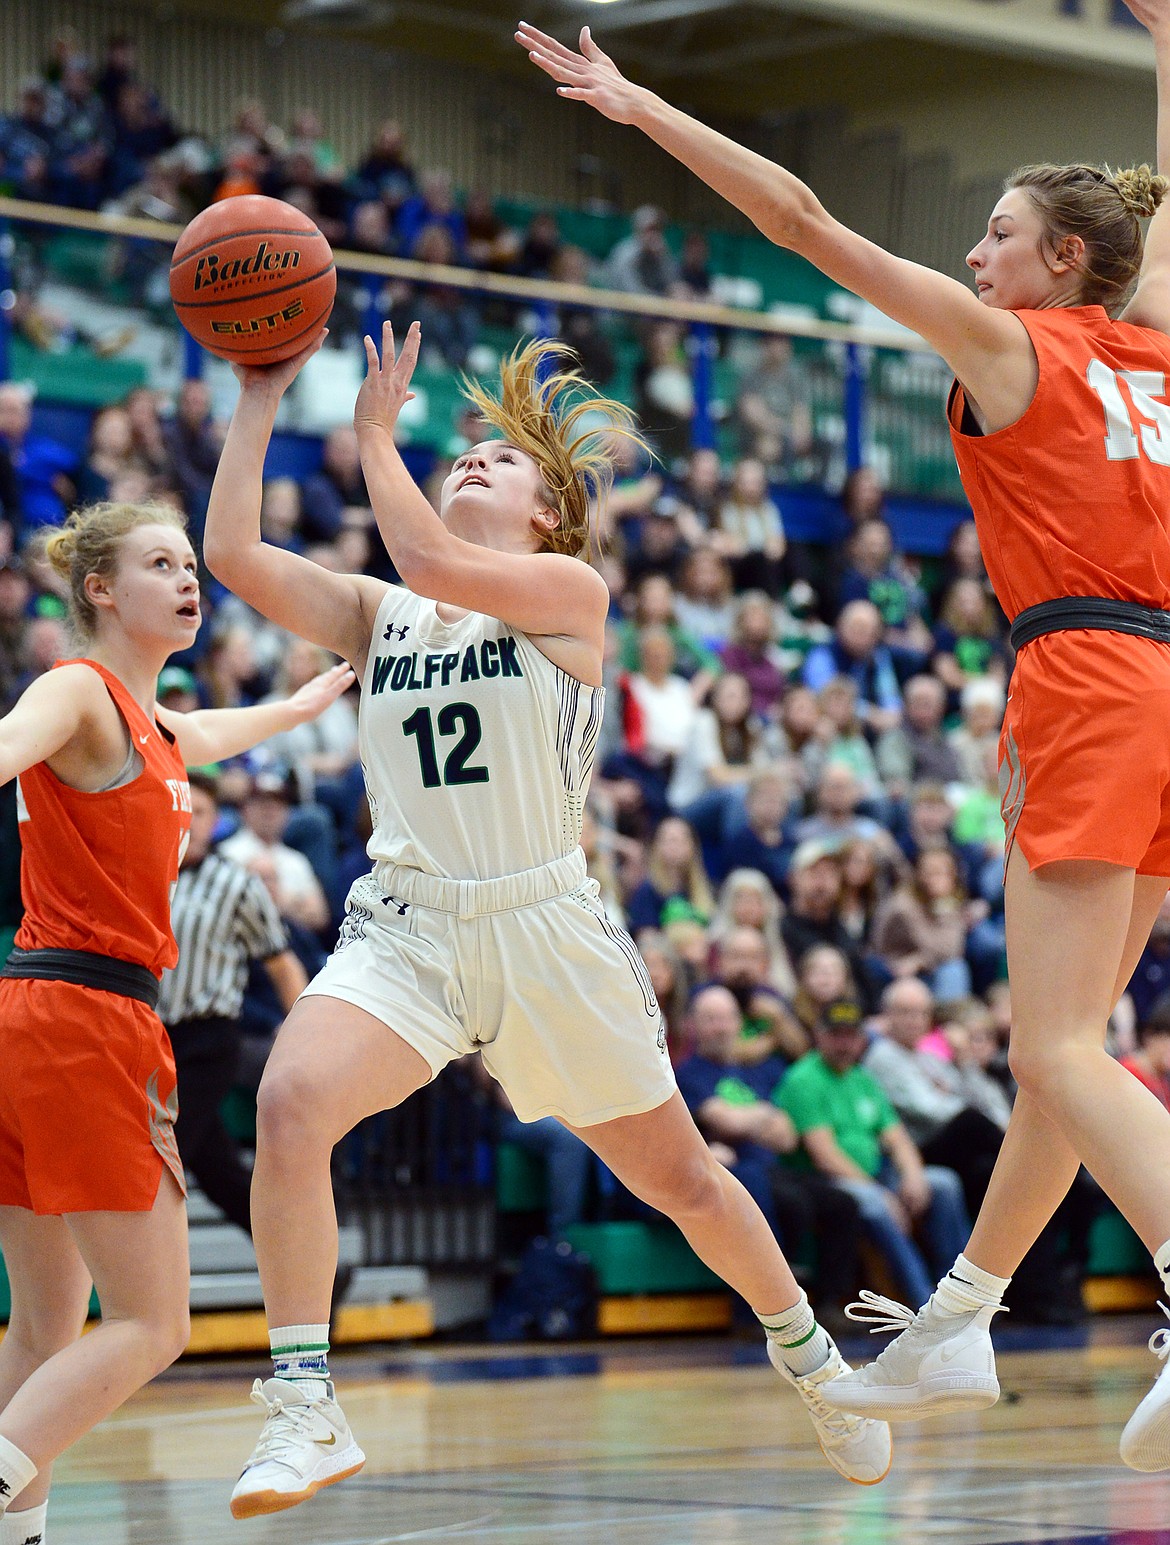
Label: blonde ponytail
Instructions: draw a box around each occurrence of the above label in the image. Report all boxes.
[461,338,649,562]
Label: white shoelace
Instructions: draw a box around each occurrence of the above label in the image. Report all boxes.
[1148,1301,1170,1362]
[796,1374,869,1442]
[247,1381,330,1466]
[839,1287,1006,1381]
[843,1290,919,1336]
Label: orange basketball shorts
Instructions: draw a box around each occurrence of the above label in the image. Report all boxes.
[0,978,186,1214]
[1000,630,1170,875]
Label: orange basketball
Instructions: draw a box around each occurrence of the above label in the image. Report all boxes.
[169,195,336,366]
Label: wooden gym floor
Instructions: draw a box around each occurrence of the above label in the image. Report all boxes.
[36,1317,1170,1544]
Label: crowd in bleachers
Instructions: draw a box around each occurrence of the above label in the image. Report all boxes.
[2,27,1169,1330]
[1,24,833,495]
[0,31,719,303]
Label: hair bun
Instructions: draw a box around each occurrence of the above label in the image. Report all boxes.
[43,517,79,579]
[1112,164,1169,220]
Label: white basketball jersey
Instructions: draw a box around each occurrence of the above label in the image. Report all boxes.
[358,586,604,881]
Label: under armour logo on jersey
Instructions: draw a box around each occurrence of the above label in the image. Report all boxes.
[384,623,410,642]
[381,895,410,915]
[0,1478,10,1497]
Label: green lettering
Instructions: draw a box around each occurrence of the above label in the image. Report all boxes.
[460,645,480,683]
[371,655,393,694]
[390,656,412,692]
[440,651,459,687]
[406,654,423,691]
[423,654,443,688]
[480,639,500,678]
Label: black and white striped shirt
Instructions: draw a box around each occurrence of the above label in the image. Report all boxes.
[159,852,289,1025]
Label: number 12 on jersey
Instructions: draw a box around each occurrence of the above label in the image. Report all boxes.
[1087,358,1170,464]
[402,704,489,788]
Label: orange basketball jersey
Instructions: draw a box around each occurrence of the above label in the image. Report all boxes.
[15,659,191,975]
[948,304,1170,618]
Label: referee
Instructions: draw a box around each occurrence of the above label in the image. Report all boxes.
[160,770,308,1236]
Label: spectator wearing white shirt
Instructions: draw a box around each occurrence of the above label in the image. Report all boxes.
[220,771,330,933]
[627,626,698,768]
[604,205,680,297]
[667,671,775,812]
[673,549,737,651]
[712,458,786,596]
[946,676,1007,790]
[262,638,359,801]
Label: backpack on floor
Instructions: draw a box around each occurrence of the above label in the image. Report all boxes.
[488,1236,598,1341]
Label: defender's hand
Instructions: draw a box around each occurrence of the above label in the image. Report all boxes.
[517,23,645,124]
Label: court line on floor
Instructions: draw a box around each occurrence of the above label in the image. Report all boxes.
[346,1471,1160,1535]
[315,1506,802,1545]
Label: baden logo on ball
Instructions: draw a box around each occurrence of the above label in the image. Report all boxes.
[193,242,303,293]
[170,194,335,366]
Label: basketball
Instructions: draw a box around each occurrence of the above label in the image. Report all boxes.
[169,194,336,366]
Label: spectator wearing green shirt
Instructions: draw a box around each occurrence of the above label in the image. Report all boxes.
[775,997,969,1307]
[675,986,863,1326]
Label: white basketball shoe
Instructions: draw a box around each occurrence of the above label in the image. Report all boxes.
[768,1337,893,1484]
[1120,1307,1170,1472]
[229,1377,366,1519]
[816,1290,1003,1420]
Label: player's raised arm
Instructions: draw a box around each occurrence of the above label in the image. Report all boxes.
[516,23,1029,394]
[203,335,384,670]
[1121,0,1170,331]
[156,661,355,767]
[353,320,609,646]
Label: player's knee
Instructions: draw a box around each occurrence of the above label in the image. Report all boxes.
[1006,1039,1051,1099]
[256,1062,336,1151]
[151,1304,191,1373]
[4,1313,83,1368]
[645,1149,723,1220]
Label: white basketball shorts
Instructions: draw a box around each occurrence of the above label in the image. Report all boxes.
[301,853,676,1127]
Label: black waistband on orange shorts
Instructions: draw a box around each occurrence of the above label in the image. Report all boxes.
[1,946,160,1009]
[1009,597,1170,652]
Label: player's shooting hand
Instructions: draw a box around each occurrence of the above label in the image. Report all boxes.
[354,319,420,437]
[516,23,645,124]
[286,662,356,723]
[232,329,328,400]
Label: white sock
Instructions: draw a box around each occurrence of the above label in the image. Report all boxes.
[934,1253,1012,1315]
[0,1439,37,1518]
[269,1323,331,1399]
[759,1291,832,1376]
[0,1501,47,1544]
[1154,1239,1170,1298]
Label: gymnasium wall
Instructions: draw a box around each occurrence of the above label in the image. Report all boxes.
[852,55,1157,185]
[0,0,1159,284]
[0,0,738,222]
